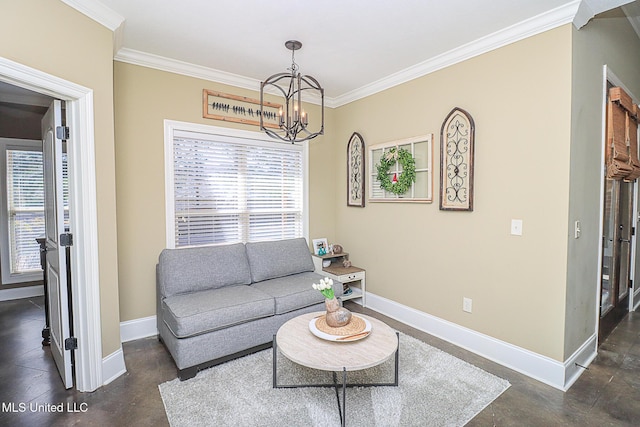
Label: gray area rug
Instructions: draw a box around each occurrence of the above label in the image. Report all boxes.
[159,333,509,426]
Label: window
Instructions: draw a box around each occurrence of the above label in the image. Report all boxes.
[165,121,308,248]
[0,139,44,284]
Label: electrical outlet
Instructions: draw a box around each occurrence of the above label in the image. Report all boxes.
[463,297,472,313]
[510,219,523,236]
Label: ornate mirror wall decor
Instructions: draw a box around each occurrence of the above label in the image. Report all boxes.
[440,108,475,211]
[347,132,366,207]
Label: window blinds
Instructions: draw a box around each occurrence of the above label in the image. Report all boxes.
[173,134,303,248]
[606,87,640,181]
[6,149,44,273]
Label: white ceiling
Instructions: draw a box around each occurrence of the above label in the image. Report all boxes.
[100,0,584,101]
[6,1,640,107]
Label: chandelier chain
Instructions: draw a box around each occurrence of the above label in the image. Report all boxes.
[288,49,299,74]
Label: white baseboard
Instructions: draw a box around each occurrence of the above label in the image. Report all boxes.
[563,333,597,390]
[102,347,126,386]
[633,287,640,311]
[120,315,158,343]
[118,297,595,391]
[0,285,44,301]
[366,292,592,391]
[103,316,158,386]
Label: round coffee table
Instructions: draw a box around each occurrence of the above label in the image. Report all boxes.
[273,311,399,426]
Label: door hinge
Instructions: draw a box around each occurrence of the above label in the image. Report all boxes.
[56,126,69,140]
[64,337,77,351]
[633,227,636,236]
[60,233,73,247]
[630,279,633,289]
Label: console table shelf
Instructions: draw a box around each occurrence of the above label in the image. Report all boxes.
[312,253,366,307]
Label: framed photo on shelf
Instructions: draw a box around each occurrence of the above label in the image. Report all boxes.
[312,238,329,256]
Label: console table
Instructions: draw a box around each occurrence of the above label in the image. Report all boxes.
[312,252,366,307]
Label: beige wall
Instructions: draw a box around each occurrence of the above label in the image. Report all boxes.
[113,63,336,321]
[566,9,640,358]
[4,0,637,380]
[112,8,640,367]
[118,26,576,361]
[334,26,573,361]
[0,0,121,357]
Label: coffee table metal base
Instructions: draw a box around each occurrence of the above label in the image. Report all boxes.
[272,332,399,427]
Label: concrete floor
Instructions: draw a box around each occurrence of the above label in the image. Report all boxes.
[1,296,640,426]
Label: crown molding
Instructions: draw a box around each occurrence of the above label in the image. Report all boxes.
[60,0,124,31]
[331,0,580,107]
[622,2,640,39]
[575,0,636,29]
[573,0,596,28]
[114,1,580,109]
[115,48,326,106]
[116,48,262,92]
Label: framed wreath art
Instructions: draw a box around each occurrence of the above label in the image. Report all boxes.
[376,147,415,195]
[369,135,433,203]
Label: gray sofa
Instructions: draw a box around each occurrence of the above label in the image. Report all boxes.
[156,237,342,380]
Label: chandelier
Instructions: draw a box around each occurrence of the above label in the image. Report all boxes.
[260,40,324,143]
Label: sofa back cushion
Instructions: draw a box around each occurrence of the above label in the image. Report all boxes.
[158,243,252,297]
[245,238,315,282]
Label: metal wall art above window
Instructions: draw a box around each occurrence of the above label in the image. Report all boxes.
[203,89,282,130]
[440,107,475,211]
[347,132,365,207]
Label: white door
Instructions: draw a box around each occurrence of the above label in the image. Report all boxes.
[41,100,73,389]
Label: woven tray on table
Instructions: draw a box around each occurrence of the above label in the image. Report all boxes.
[315,314,366,336]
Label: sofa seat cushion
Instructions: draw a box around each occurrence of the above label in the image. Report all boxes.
[162,285,275,338]
[252,272,343,315]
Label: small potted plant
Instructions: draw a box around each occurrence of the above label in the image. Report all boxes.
[313,277,352,327]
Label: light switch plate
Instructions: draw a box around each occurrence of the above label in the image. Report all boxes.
[463,297,472,313]
[511,219,523,236]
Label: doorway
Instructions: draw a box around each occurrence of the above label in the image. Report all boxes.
[0,89,73,388]
[0,56,104,392]
[599,178,633,340]
[599,79,640,342]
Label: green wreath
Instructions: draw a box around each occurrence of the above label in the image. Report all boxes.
[376,147,416,195]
